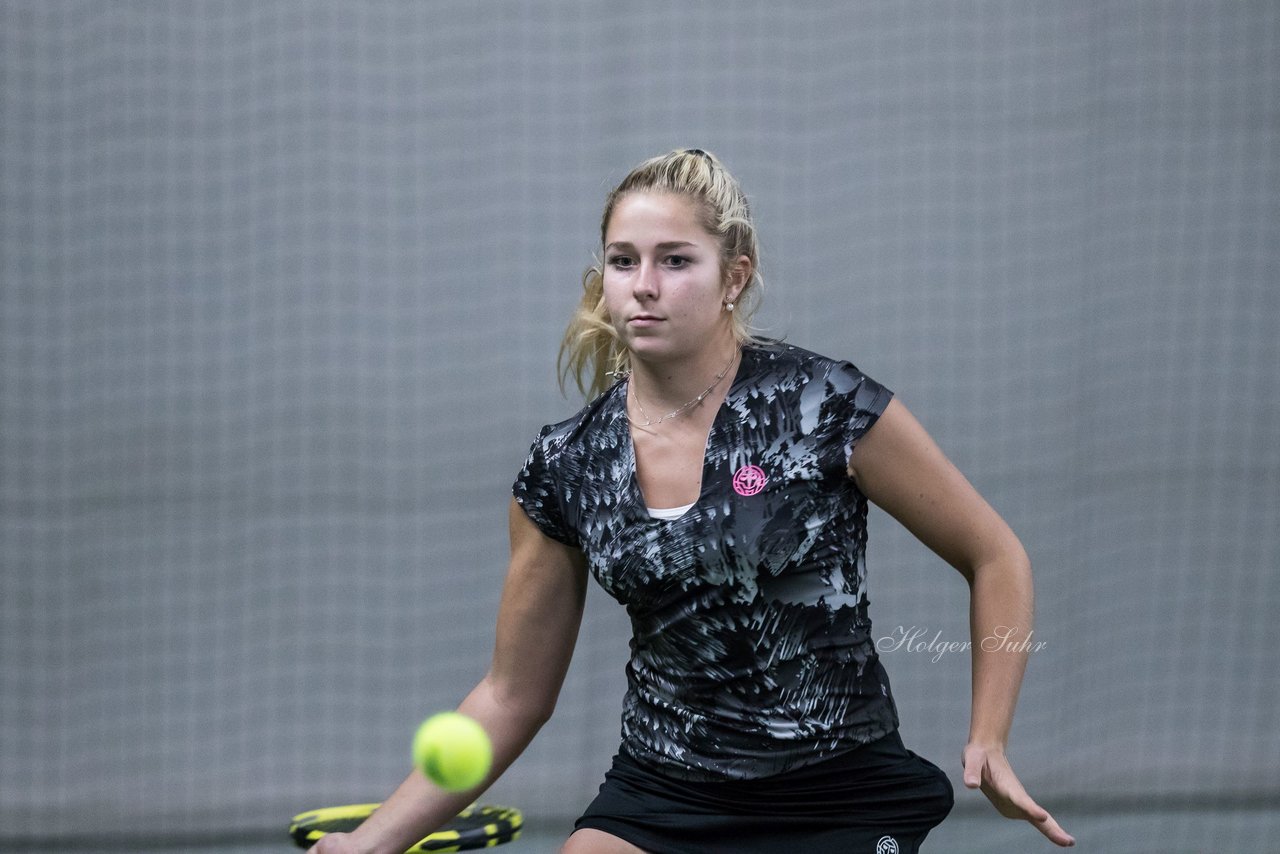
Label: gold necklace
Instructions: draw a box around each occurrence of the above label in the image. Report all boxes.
[628,349,738,427]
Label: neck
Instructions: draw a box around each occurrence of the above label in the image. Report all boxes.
[628,335,741,415]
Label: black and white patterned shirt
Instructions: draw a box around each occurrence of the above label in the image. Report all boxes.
[513,341,899,781]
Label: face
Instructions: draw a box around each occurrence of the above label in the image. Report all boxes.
[602,192,745,362]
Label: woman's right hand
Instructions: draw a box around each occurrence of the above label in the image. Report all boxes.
[306,504,587,854]
[308,832,370,854]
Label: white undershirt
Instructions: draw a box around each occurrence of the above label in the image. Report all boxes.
[646,501,695,521]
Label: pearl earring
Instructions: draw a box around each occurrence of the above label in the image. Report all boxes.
[725,302,735,312]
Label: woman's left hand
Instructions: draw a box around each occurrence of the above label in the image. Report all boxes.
[962,742,1075,847]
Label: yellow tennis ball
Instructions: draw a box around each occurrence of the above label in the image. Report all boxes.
[412,712,492,792]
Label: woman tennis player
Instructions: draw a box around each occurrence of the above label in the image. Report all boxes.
[313,149,1074,853]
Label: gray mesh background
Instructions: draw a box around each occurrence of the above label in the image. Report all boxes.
[2,2,1277,851]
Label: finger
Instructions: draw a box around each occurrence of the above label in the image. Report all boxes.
[977,762,1047,821]
[961,748,985,789]
[999,786,1073,847]
[1001,784,1049,823]
[984,772,1046,819]
[1032,809,1075,847]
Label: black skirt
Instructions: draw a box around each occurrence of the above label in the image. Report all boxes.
[574,729,954,854]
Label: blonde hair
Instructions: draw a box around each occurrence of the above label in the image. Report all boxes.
[558,148,765,399]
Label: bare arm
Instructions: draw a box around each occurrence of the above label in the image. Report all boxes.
[315,499,589,854]
[849,397,1074,848]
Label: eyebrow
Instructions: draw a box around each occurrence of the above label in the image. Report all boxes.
[604,241,698,251]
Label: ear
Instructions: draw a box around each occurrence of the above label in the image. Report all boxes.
[724,254,752,303]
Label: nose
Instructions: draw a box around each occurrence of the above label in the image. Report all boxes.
[632,258,659,302]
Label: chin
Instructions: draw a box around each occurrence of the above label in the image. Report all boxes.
[629,343,699,368]
[625,334,674,354]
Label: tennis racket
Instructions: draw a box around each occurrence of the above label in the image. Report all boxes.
[289,802,523,852]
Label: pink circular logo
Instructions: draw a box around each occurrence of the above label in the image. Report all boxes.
[732,464,767,497]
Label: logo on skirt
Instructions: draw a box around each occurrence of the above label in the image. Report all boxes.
[732,464,767,496]
[876,836,899,854]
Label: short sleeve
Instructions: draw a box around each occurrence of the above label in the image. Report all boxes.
[512,425,580,548]
[824,360,894,467]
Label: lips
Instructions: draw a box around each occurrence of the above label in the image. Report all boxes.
[629,314,664,326]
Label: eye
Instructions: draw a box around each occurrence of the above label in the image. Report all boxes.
[607,256,634,269]
[666,255,690,268]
